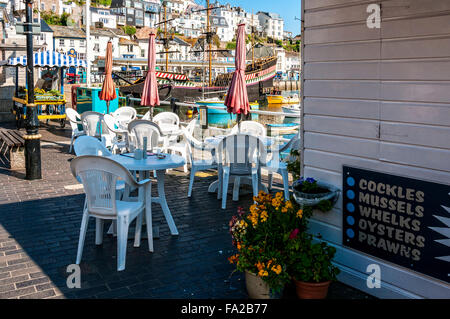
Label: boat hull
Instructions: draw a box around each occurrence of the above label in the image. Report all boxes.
[196,101,259,126]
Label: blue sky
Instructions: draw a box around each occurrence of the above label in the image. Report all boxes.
[195,0,302,35]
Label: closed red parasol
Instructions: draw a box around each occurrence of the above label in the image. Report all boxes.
[99,41,117,113]
[141,32,160,119]
[225,24,250,122]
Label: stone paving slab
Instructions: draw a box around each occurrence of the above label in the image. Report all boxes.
[0,123,373,299]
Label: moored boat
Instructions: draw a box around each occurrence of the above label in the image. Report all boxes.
[282,103,301,114]
[196,98,260,126]
[267,93,300,104]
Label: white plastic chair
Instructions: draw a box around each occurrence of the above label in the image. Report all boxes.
[183,124,217,197]
[102,114,129,154]
[66,108,85,153]
[264,134,300,200]
[81,111,103,139]
[166,118,197,173]
[112,106,137,129]
[128,119,162,152]
[231,121,266,137]
[74,135,112,157]
[152,112,180,127]
[70,155,152,271]
[217,134,267,209]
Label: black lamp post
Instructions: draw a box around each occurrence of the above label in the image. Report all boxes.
[24,0,42,180]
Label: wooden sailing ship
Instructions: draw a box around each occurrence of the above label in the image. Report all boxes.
[118,0,277,103]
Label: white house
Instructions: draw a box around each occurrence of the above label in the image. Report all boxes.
[85,7,117,29]
[257,11,284,40]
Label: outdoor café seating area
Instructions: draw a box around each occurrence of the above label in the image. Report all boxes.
[65,106,299,271]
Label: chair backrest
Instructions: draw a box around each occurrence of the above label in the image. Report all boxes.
[182,123,212,163]
[185,118,197,135]
[81,111,103,137]
[128,119,161,151]
[66,108,82,131]
[217,133,267,175]
[153,112,179,127]
[74,135,112,157]
[231,121,266,137]
[113,106,137,120]
[70,155,139,217]
[103,114,123,135]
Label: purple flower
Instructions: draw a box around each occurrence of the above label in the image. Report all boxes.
[306,177,316,184]
[289,228,300,240]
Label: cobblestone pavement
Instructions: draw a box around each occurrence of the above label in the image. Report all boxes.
[0,122,373,299]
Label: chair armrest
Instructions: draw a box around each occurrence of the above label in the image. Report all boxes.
[137,178,151,186]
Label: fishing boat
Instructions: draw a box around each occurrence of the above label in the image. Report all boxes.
[282,103,301,114]
[267,93,300,104]
[118,0,276,103]
[196,98,259,126]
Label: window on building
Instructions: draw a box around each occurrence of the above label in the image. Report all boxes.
[59,39,65,46]
[94,44,99,52]
[80,40,85,47]
[79,53,86,60]
[141,49,145,57]
[127,45,133,53]
[52,5,56,11]
[41,3,45,10]
[70,39,74,47]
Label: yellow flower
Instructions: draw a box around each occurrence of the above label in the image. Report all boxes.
[275,192,283,199]
[237,242,242,250]
[297,209,303,218]
[281,207,288,213]
[228,254,239,264]
[285,200,293,209]
[271,264,282,275]
[258,269,269,277]
[260,211,268,223]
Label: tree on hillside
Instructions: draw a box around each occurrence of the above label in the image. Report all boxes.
[41,11,71,26]
[122,25,137,39]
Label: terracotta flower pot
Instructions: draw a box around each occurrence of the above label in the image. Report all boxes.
[245,271,283,299]
[294,280,331,299]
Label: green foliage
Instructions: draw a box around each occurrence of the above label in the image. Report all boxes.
[41,11,71,26]
[226,41,236,50]
[122,25,137,37]
[275,39,283,47]
[286,234,340,283]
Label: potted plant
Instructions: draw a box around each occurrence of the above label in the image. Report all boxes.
[291,177,340,211]
[228,191,311,299]
[287,233,340,299]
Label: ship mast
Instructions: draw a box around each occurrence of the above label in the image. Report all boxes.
[206,0,212,87]
[164,3,168,71]
[251,10,255,69]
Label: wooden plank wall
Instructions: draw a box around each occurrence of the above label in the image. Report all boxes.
[302,0,450,298]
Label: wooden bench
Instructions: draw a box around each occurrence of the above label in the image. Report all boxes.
[0,129,25,169]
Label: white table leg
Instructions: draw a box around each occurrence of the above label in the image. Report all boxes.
[153,169,179,235]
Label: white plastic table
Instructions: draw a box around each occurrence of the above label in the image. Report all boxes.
[110,153,185,236]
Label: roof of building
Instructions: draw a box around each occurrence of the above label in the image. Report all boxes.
[109,28,127,37]
[85,27,117,38]
[246,43,274,60]
[285,51,299,58]
[119,37,139,45]
[134,26,157,40]
[50,25,85,39]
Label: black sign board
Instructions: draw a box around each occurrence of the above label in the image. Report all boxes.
[343,166,450,283]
